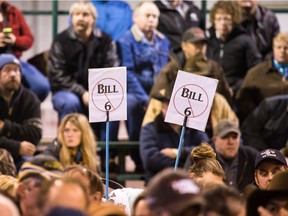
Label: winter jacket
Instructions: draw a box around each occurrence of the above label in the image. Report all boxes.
[0,85,42,161]
[154,0,205,49]
[240,4,280,59]
[241,95,288,150]
[207,26,262,95]
[0,1,34,57]
[140,112,209,183]
[118,25,170,106]
[49,26,119,97]
[236,58,288,121]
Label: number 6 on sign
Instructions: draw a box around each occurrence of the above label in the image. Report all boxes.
[165,70,218,131]
[88,67,127,123]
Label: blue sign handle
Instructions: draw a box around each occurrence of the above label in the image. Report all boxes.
[105,111,109,200]
[174,116,188,170]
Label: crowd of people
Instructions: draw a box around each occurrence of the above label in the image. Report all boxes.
[0,0,287,215]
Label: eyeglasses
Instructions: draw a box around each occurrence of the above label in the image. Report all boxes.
[256,166,284,178]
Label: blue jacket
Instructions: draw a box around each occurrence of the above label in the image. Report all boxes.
[118,25,170,106]
[140,113,209,183]
[91,0,133,41]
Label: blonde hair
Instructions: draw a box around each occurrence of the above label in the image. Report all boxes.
[273,32,288,46]
[69,0,98,19]
[0,175,18,198]
[210,1,242,26]
[189,143,226,181]
[58,113,97,172]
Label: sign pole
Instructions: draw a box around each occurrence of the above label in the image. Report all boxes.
[174,115,188,170]
[105,111,109,200]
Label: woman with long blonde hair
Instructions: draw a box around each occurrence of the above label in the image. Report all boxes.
[43,113,99,173]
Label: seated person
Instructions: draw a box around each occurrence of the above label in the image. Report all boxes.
[0,1,50,101]
[42,113,99,174]
[254,148,287,190]
[140,87,209,184]
[241,95,288,151]
[247,172,288,216]
[207,0,261,97]
[236,32,288,121]
[144,27,237,138]
[48,1,119,140]
[0,54,42,168]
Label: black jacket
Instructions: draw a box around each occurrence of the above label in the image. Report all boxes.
[154,0,205,49]
[49,26,120,97]
[0,85,42,161]
[207,26,262,95]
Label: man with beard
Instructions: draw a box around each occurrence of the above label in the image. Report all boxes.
[0,54,42,168]
[48,1,119,140]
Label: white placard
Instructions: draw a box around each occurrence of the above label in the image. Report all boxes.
[165,70,218,131]
[88,67,127,122]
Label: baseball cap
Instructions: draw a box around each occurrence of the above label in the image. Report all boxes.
[144,168,204,215]
[0,54,20,70]
[182,27,207,43]
[254,149,287,169]
[246,172,288,216]
[18,154,64,181]
[213,119,240,138]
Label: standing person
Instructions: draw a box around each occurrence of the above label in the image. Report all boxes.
[118,2,169,141]
[236,32,288,121]
[212,119,258,192]
[236,0,280,60]
[42,113,99,173]
[254,149,287,190]
[0,0,50,102]
[0,54,42,168]
[154,0,205,49]
[207,0,261,97]
[48,1,119,140]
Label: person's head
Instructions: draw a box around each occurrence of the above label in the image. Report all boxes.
[247,171,288,216]
[273,32,288,65]
[181,27,207,60]
[189,143,226,183]
[144,168,205,216]
[236,0,258,16]
[213,119,241,160]
[37,177,90,215]
[64,165,104,204]
[58,113,97,172]
[254,149,288,190]
[0,175,18,198]
[210,1,242,39]
[88,202,127,216]
[69,1,97,36]
[132,193,154,216]
[0,54,21,94]
[204,187,246,216]
[133,2,160,36]
[0,191,20,216]
[17,154,64,213]
[0,149,17,177]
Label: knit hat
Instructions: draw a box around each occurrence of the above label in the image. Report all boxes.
[182,27,207,43]
[246,172,288,216]
[254,149,287,169]
[214,119,240,138]
[18,154,64,181]
[144,168,204,215]
[0,54,20,70]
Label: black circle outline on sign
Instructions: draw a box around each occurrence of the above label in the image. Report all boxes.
[173,84,209,118]
[92,78,124,112]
